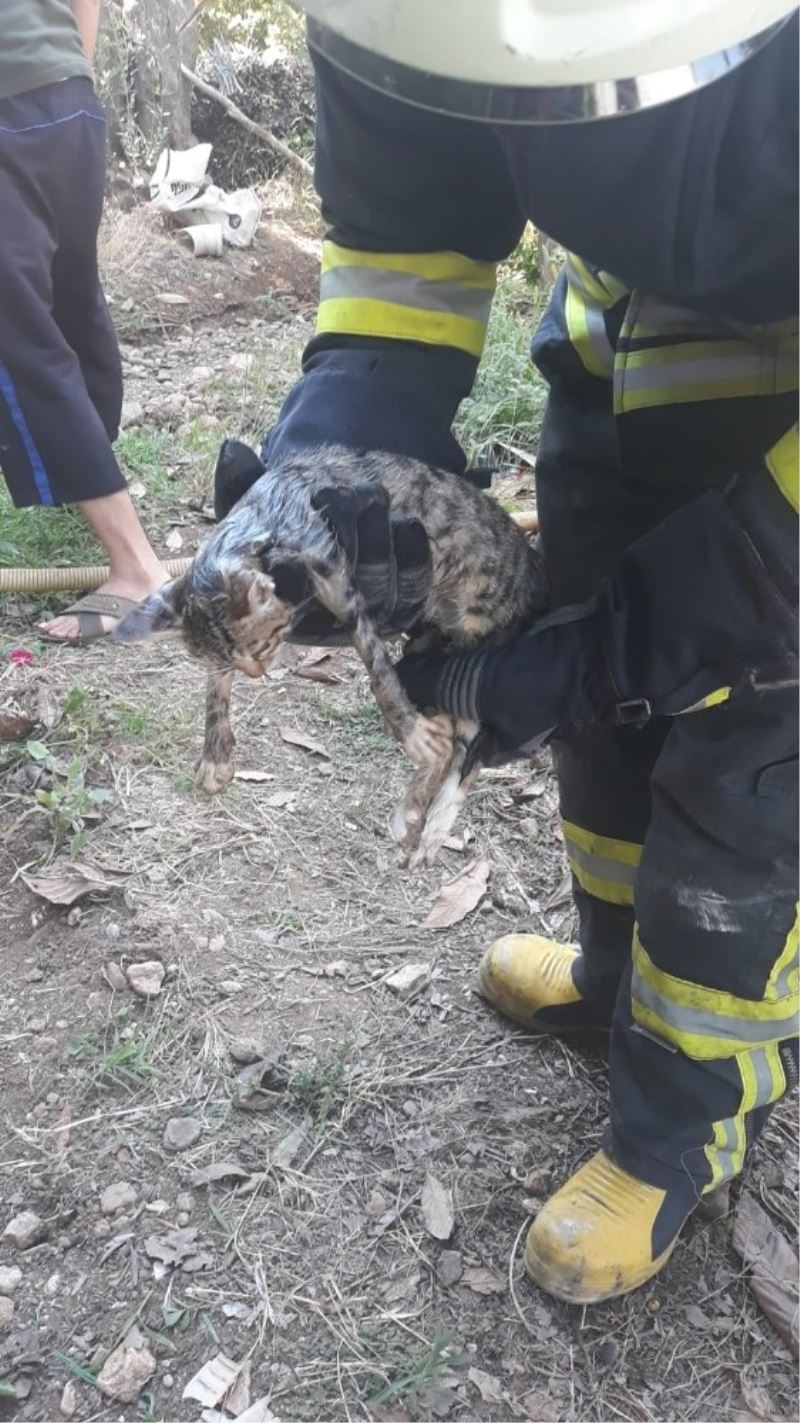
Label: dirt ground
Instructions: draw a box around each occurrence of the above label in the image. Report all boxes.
[0,205,797,1423]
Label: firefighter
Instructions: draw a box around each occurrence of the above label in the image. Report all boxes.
[231,2,800,1302]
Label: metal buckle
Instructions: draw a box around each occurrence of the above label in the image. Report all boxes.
[615,698,652,726]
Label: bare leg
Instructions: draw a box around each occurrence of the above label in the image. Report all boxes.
[39,489,164,641]
[196,670,236,793]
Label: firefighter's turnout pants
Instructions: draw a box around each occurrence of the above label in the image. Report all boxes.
[535,271,798,1199]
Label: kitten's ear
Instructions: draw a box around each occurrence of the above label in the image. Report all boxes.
[112,577,187,643]
[226,568,277,620]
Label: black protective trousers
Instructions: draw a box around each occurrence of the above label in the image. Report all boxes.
[536,391,799,1219]
[0,77,125,508]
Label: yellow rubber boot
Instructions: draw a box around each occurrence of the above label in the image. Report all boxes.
[524,1149,692,1303]
[479,934,607,1031]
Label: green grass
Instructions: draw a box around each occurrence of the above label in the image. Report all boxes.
[455,270,549,465]
[288,1041,350,1125]
[0,486,105,570]
[68,1014,164,1092]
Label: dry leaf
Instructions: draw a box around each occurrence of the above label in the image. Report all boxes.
[144,1226,213,1273]
[292,664,342,686]
[265,791,295,809]
[21,861,128,906]
[468,1368,503,1405]
[182,1354,240,1407]
[462,1265,505,1295]
[53,1102,71,1154]
[420,1173,454,1241]
[279,726,330,759]
[0,710,36,741]
[732,1192,799,1356]
[271,1118,309,1169]
[222,1359,251,1417]
[235,1401,280,1423]
[191,1161,251,1187]
[234,769,274,783]
[684,1303,712,1330]
[423,857,489,930]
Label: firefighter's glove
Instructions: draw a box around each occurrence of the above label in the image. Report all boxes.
[397,604,615,762]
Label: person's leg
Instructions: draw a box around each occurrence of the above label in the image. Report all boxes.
[526,681,798,1301]
[481,391,687,1026]
[0,80,162,640]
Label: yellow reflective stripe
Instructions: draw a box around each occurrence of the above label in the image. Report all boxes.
[632,928,800,1059]
[675,687,731,715]
[615,335,798,413]
[766,904,799,1001]
[562,819,642,907]
[704,1043,785,1190]
[316,297,489,357]
[564,255,628,380]
[316,243,497,358]
[765,424,799,513]
[321,241,497,288]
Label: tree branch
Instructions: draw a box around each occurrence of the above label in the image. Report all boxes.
[180,63,312,179]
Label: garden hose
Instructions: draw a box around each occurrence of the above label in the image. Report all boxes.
[0,558,192,594]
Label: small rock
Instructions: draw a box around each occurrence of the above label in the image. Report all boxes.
[163,1117,202,1152]
[365,1190,387,1218]
[126,960,165,998]
[0,1297,14,1328]
[219,978,242,995]
[60,1380,78,1418]
[93,1220,111,1237]
[162,1373,174,1390]
[177,1211,190,1227]
[96,1343,156,1403]
[27,1017,47,1034]
[66,906,82,927]
[438,1250,463,1286]
[208,933,226,952]
[0,1266,22,1295]
[4,1210,46,1249]
[175,1192,195,1214]
[104,961,127,991]
[105,921,121,942]
[402,1100,417,1118]
[386,962,430,998]
[120,398,145,427]
[44,1271,60,1295]
[229,1036,263,1065]
[100,1181,138,1215]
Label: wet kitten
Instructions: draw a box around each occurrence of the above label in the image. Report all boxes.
[115,445,545,865]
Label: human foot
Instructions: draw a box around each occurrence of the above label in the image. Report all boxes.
[38,565,164,643]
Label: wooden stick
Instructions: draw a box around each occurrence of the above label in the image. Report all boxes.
[180,63,312,178]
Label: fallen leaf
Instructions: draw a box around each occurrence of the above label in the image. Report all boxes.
[685,1303,712,1330]
[165,528,184,551]
[732,1192,799,1356]
[182,1354,240,1407]
[0,711,36,741]
[279,726,330,759]
[420,1173,454,1241]
[423,857,489,930]
[468,1367,504,1405]
[234,769,274,783]
[292,665,342,686]
[462,1265,505,1295]
[271,1118,309,1169]
[222,1301,253,1321]
[99,1231,134,1264]
[53,1102,71,1153]
[222,1359,251,1417]
[21,861,128,906]
[265,791,295,809]
[144,1226,213,1273]
[234,1057,289,1112]
[234,1401,281,1423]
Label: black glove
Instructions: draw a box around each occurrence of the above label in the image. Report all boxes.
[397,482,799,763]
[212,439,432,643]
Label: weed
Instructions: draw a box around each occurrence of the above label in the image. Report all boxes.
[288,1041,349,1125]
[368,1334,464,1410]
[26,740,110,856]
[455,273,548,465]
[0,487,104,571]
[68,1014,163,1092]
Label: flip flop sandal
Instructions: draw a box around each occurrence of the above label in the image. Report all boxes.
[40,591,138,646]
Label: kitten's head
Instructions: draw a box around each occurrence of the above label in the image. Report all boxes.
[113,541,294,679]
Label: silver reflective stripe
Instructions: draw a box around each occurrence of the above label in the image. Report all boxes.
[622,353,798,392]
[583,302,615,375]
[773,935,798,998]
[750,1047,778,1107]
[633,970,799,1046]
[564,837,638,889]
[319,266,494,323]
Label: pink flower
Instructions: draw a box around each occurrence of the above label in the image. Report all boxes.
[8,648,36,667]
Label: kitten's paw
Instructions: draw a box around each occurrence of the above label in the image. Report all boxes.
[195,757,235,794]
[402,713,454,770]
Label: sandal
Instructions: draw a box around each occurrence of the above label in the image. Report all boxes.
[40,591,138,645]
